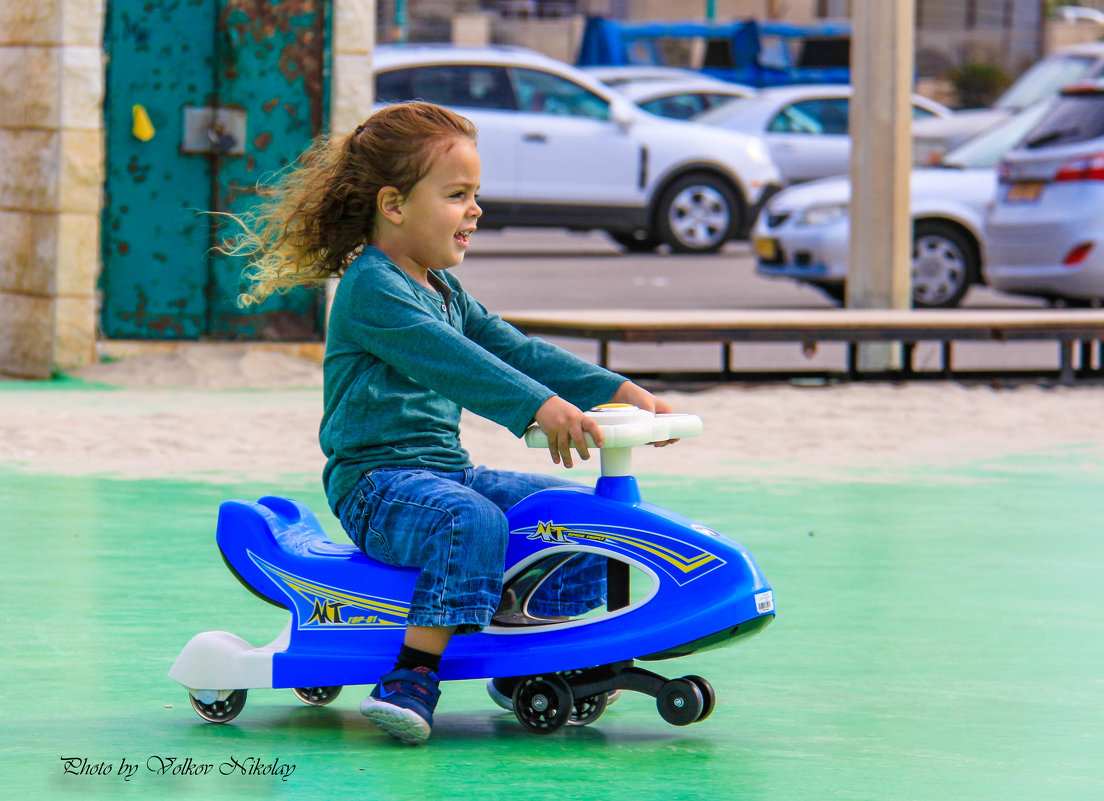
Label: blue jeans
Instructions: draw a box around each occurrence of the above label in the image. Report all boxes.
[337,466,606,634]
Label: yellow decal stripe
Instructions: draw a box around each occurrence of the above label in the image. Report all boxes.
[266,564,409,617]
[568,529,718,573]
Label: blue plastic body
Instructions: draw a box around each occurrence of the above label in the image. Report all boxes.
[216,476,774,688]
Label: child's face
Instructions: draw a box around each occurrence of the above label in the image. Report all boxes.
[391,136,482,276]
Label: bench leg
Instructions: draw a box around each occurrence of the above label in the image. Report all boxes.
[1060,339,1074,383]
[722,342,732,379]
[598,340,609,369]
[941,341,953,378]
[902,342,916,376]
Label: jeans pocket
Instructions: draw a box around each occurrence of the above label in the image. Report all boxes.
[339,473,398,566]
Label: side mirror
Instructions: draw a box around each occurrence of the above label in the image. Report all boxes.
[610,100,636,131]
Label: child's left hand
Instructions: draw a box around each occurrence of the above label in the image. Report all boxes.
[609,382,677,446]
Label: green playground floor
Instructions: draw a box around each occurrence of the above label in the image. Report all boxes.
[2,450,1103,800]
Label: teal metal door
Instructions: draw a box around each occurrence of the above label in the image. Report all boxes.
[101,0,329,340]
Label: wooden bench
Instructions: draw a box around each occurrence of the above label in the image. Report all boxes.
[501,308,1104,383]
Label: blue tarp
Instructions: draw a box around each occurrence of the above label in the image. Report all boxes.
[576,17,852,88]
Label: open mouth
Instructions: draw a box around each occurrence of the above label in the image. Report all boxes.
[455,228,475,246]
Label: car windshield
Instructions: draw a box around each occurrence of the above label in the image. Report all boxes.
[995,54,1097,111]
[941,100,1054,168]
[695,95,763,124]
[1020,91,1104,148]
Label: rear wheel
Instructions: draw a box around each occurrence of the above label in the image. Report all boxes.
[655,173,742,254]
[189,689,247,723]
[293,686,342,706]
[911,220,978,308]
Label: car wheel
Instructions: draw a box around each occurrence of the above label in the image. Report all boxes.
[911,220,979,308]
[606,230,661,253]
[655,173,742,254]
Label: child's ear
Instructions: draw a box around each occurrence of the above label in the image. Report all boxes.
[377,186,404,224]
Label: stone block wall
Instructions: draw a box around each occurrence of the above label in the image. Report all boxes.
[0,0,373,378]
[1,0,105,378]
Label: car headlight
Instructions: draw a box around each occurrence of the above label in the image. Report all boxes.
[797,203,849,227]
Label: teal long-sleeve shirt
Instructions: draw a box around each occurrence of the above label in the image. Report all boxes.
[320,247,627,512]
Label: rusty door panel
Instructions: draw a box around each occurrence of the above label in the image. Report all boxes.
[101,0,329,341]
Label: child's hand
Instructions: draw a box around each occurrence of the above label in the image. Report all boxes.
[609,381,677,446]
[534,396,603,468]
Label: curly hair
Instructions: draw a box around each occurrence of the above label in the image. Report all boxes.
[230,102,478,306]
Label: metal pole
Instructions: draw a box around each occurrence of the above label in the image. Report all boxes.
[848,0,915,372]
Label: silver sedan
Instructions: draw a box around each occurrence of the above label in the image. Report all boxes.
[698,84,953,185]
[752,103,1051,307]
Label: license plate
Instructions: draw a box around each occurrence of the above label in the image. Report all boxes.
[754,237,778,260]
[1005,181,1045,203]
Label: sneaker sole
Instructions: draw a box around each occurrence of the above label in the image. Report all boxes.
[360,698,431,745]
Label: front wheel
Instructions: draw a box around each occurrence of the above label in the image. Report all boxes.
[655,173,742,254]
[656,678,704,726]
[911,221,979,308]
[513,675,574,734]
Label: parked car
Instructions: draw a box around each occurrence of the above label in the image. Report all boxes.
[752,101,1052,307]
[614,77,757,120]
[373,44,782,253]
[984,82,1104,304]
[580,65,707,87]
[576,16,851,87]
[913,41,1104,166]
[696,84,953,184]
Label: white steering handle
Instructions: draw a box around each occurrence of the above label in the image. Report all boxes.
[523,405,703,451]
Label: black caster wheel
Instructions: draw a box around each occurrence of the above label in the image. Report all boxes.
[189,689,247,723]
[513,675,574,734]
[568,692,609,726]
[682,675,716,722]
[293,686,343,706]
[656,679,703,726]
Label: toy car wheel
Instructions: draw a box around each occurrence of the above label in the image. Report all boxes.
[293,686,342,706]
[567,692,609,726]
[512,675,574,734]
[656,679,703,726]
[189,689,247,723]
[656,172,741,254]
[682,675,716,722]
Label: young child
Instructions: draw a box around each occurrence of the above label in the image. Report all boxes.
[235,101,672,745]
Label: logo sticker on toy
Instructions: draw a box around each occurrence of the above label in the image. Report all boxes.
[249,552,410,629]
[520,521,727,585]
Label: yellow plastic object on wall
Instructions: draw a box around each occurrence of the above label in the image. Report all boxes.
[132,104,155,141]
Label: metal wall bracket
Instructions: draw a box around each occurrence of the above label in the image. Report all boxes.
[182,105,247,155]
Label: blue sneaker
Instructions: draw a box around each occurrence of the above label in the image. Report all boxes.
[360,667,441,745]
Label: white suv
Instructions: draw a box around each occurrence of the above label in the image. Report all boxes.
[373,45,782,253]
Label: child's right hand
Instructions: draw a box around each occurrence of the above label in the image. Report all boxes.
[533,396,603,468]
